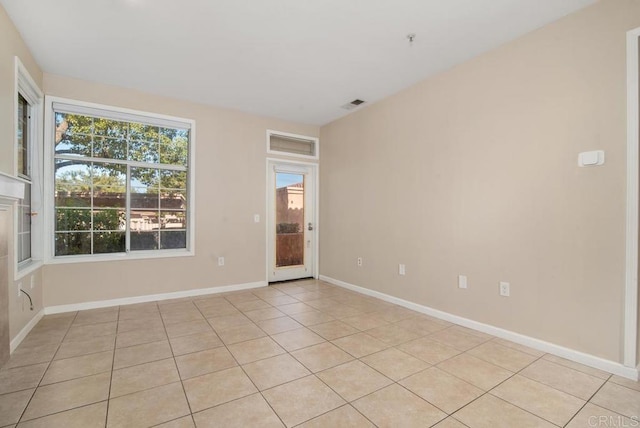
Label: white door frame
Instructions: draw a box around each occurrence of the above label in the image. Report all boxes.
[266,158,319,282]
[625,26,640,369]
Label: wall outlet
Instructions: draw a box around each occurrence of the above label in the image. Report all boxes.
[458,275,468,289]
[254,214,260,223]
[357,257,363,267]
[499,281,510,297]
[399,264,406,275]
[30,275,35,289]
[17,282,22,298]
[218,256,225,266]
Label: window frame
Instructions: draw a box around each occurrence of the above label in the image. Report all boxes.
[14,57,44,279]
[266,129,319,160]
[44,96,196,264]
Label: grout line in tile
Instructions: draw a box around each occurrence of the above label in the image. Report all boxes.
[191,300,289,428]
[476,353,575,427]
[569,373,638,426]
[158,303,194,422]
[13,400,108,427]
[103,306,120,428]
[540,355,612,380]
[432,349,549,422]
[516,358,610,403]
[16,309,81,424]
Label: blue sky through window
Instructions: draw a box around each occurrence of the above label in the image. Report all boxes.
[276,173,303,189]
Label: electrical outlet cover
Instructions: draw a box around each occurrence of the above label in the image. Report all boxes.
[399,264,406,275]
[499,281,510,297]
[458,275,468,289]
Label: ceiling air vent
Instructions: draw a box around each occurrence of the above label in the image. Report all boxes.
[341,99,366,110]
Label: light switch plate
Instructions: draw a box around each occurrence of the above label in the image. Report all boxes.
[578,150,604,167]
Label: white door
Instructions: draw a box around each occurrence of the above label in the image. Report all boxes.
[267,161,316,282]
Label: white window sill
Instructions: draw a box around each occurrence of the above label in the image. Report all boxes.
[45,249,195,265]
[15,259,43,280]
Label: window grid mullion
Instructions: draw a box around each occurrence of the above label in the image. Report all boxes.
[53,154,186,172]
[157,130,161,251]
[126,164,131,253]
[90,161,94,255]
[157,168,161,250]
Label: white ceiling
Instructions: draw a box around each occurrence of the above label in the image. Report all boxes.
[2,0,595,125]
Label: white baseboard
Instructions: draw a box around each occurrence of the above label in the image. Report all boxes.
[10,309,45,353]
[44,281,267,315]
[320,275,639,381]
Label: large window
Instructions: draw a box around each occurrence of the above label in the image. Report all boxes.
[48,99,194,260]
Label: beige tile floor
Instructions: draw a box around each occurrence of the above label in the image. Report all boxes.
[1,279,638,427]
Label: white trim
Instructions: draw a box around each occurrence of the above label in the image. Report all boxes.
[14,58,43,105]
[52,101,192,130]
[44,281,267,314]
[266,158,319,282]
[14,57,44,278]
[0,172,25,200]
[14,260,43,280]
[10,309,44,353]
[314,160,320,281]
[266,129,319,160]
[43,95,197,264]
[320,275,639,381]
[44,248,194,265]
[625,27,640,368]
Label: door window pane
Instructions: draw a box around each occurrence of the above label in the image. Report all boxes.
[275,173,304,267]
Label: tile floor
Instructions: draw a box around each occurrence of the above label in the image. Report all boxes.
[0,279,638,427]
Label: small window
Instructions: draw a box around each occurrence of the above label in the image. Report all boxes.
[17,94,32,264]
[15,57,42,274]
[17,184,32,264]
[17,94,30,178]
[47,98,195,262]
[267,130,318,159]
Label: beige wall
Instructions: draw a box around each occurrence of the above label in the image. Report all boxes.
[0,5,41,175]
[0,4,45,342]
[43,74,318,306]
[320,0,640,363]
